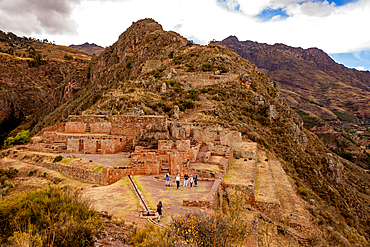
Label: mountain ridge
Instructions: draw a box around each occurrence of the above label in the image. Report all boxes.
[69,42,104,56]
[215,35,370,169]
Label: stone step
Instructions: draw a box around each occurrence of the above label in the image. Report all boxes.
[255,150,281,221]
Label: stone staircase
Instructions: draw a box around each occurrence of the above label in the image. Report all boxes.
[195,145,208,163]
[161,163,170,174]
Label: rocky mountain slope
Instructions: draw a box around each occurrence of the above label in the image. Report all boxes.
[69,42,104,56]
[215,36,370,169]
[0,31,92,145]
[27,19,370,246]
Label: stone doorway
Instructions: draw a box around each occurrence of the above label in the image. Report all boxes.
[96,140,102,154]
[78,140,84,152]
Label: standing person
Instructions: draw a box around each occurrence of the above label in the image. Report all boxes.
[175,173,180,190]
[193,172,198,187]
[156,201,163,222]
[189,174,194,188]
[183,173,189,187]
[165,172,170,186]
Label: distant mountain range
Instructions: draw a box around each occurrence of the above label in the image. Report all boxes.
[215,36,370,169]
[69,42,104,56]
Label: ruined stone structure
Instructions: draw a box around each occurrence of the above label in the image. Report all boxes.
[29,114,247,180]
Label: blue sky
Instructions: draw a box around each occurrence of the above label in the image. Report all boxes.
[329,50,370,71]
[0,0,369,70]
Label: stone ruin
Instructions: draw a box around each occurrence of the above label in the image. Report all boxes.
[29,114,248,178]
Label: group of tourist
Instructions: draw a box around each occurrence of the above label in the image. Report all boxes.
[163,172,198,189]
[157,172,198,222]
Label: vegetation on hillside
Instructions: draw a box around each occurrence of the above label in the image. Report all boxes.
[0,186,102,246]
[3,130,30,149]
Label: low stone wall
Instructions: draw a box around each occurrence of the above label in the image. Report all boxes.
[182,179,221,209]
[8,151,162,185]
[234,150,256,159]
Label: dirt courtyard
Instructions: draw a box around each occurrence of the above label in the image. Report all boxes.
[1,158,215,227]
[133,175,214,225]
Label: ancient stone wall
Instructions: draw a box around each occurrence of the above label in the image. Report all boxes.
[192,128,218,143]
[131,148,161,175]
[90,122,112,134]
[173,72,239,88]
[220,132,243,150]
[176,140,190,152]
[67,139,80,153]
[169,151,186,175]
[68,115,167,132]
[65,122,86,133]
[158,140,176,152]
[35,123,66,136]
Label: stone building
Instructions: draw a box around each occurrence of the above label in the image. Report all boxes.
[29,114,244,177]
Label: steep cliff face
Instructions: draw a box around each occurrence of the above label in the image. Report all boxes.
[0,32,93,144]
[215,36,370,169]
[14,19,370,245]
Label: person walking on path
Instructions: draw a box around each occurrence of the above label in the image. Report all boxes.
[157,201,163,222]
[193,172,198,187]
[189,174,194,188]
[175,173,180,190]
[183,173,189,187]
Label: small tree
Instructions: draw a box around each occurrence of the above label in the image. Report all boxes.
[4,130,31,149]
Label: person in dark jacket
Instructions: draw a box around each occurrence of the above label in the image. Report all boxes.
[157,201,163,222]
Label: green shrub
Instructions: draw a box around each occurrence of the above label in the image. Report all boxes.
[297,187,313,197]
[4,180,14,188]
[332,110,355,122]
[53,155,63,163]
[0,186,102,246]
[3,130,31,149]
[0,167,19,178]
[202,63,213,72]
[64,53,73,60]
[28,169,38,176]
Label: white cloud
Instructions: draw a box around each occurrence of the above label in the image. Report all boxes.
[356,66,365,71]
[2,0,369,55]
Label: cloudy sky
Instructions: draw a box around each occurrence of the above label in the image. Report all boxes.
[1,0,369,70]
